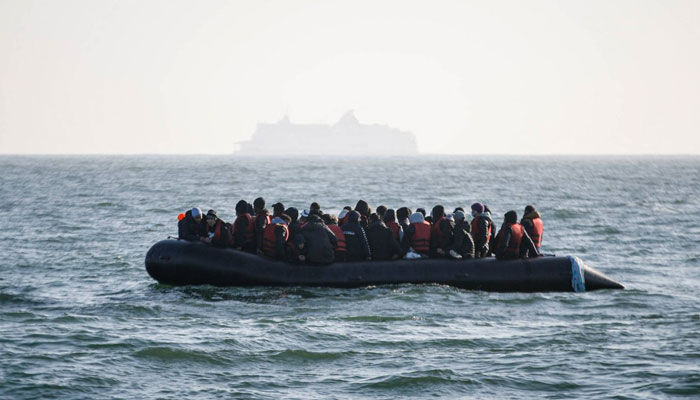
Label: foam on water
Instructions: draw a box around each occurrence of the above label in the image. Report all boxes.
[1,155,699,399]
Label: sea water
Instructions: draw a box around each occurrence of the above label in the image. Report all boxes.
[1,156,699,399]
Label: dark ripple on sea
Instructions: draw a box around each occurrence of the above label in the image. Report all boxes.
[1,155,699,399]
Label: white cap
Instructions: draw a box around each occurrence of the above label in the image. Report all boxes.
[338,209,349,219]
[301,209,310,218]
[409,212,425,224]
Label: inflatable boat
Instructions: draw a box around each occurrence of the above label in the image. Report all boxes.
[145,239,623,292]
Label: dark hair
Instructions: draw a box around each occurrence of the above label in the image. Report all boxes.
[310,202,321,211]
[396,207,411,220]
[383,208,396,223]
[355,200,370,216]
[369,213,380,224]
[343,206,352,211]
[321,214,332,225]
[424,216,433,223]
[284,207,299,222]
[431,205,445,220]
[454,207,464,213]
[505,210,518,224]
[272,202,285,215]
[280,214,292,224]
[235,200,248,215]
[253,197,265,209]
[524,205,536,214]
[348,210,360,223]
[376,205,387,217]
[416,208,426,217]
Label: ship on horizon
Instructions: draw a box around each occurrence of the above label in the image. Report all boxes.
[234,111,418,156]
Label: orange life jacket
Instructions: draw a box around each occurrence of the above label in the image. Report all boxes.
[262,223,289,256]
[327,225,347,254]
[430,217,449,248]
[497,222,524,257]
[471,215,492,244]
[385,221,401,242]
[410,221,431,253]
[233,213,255,247]
[527,217,543,248]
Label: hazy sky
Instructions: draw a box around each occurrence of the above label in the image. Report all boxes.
[1,0,699,154]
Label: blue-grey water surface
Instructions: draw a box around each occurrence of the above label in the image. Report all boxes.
[1,156,699,399]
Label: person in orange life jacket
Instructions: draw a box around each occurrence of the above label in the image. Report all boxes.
[448,210,475,259]
[401,212,431,257]
[271,202,285,218]
[520,205,543,252]
[494,211,539,260]
[285,207,301,243]
[367,213,403,261]
[396,207,412,232]
[252,197,270,255]
[322,214,347,262]
[376,205,387,220]
[338,206,352,227]
[298,211,337,265]
[178,207,206,242]
[233,200,256,252]
[383,208,404,242]
[262,214,291,259]
[354,200,371,229]
[429,205,455,257]
[482,204,497,256]
[342,210,371,261]
[470,202,494,258]
[202,209,232,248]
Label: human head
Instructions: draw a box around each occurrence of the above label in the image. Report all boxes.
[284,207,299,223]
[504,210,518,224]
[280,214,291,225]
[376,205,387,219]
[310,202,321,213]
[416,208,426,217]
[471,202,484,216]
[299,209,310,222]
[453,210,466,222]
[348,210,360,223]
[383,208,396,223]
[524,205,536,214]
[355,200,370,216]
[191,207,203,222]
[272,202,285,216]
[206,209,217,226]
[454,207,464,213]
[321,214,332,225]
[369,213,380,224]
[253,197,265,211]
[235,200,248,215]
[431,205,445,220]
[338,209,349,221]
[409,212,425,224]
[396,207,411,221]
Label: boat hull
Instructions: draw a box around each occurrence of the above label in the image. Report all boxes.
[145,239,623,292]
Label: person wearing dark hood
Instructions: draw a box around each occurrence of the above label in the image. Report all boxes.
[376,205,387,220]
[342,210,371,261]
[367,213,403,261]
[203,209,232,248]
[233,200,256,252]
[470,202,493,258]
[262,214,291,259]
[520,205,543,252]
[396,207,412,232]
[310,202,323,216]
[252,197,270,255]
[448,210,474,259]
[299,212,337,265]
[271,202,285,219]
[383,208,403,242]
[494,211,539,260]
[429,205,454,257]
[285,207,301,243]
[401,212,431,257]
[354,200,371,229]
[178,207,206,242]
[322,214,347,262]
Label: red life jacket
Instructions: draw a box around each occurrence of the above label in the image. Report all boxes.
[527,217,543,248]
[410,221,431,253]
[262,223,289,256]
[385,221,400,242]
[497,223,524,257]
[327,225,347,254]
[212,220,231,246]
[430,217,448,247]
[471,215,492,244]
[233,213,255,247]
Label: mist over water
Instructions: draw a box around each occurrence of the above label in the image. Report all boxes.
[1,156,699,399]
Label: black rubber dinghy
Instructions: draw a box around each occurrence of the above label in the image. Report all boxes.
[145,239,624,292]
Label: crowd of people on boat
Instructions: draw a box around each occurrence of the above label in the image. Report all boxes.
[177,198,544,265]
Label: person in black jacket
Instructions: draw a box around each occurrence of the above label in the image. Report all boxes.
[470,202,494,258]
[233,200,255,252]
[354,200,371,229]
[178,207,205,242]
[448,211,474,259]
[285,207,301,243]
[396,207,412,232]
[366,213,403,261]
[299,212,337,265]
[203,209,232,248]
[342,210,371,261]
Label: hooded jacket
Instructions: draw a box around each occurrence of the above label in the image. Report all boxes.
[178,210,205,242]
[342,211,371,261]
[449,220,474,258]
[367,221,403,261]
[299,215,337,265]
